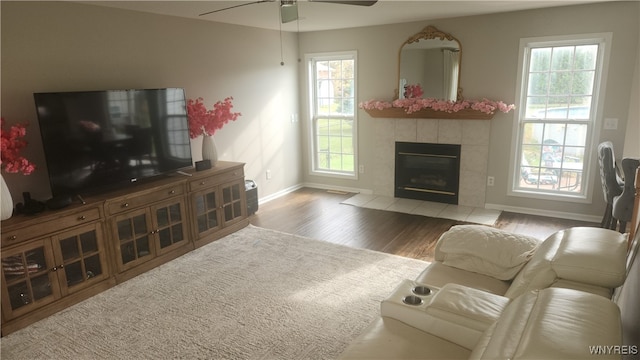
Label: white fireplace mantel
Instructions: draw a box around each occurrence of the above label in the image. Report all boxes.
[363,107,495,120]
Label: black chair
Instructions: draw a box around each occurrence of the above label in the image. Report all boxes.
[597,141,624,229]
[613,158,640,233]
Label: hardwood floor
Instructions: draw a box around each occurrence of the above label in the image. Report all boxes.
[249,187,599,262]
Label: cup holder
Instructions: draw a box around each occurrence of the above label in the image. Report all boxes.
[402,295,423,306]
[412,285,431,296]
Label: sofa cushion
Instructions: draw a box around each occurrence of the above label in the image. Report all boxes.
[338,317,471,360]
[422,284,510,349]
[415,262,511,296]
[551,227,627,286]
[469,288,622,360]
[435,225,540,280]
[505,227,627,299]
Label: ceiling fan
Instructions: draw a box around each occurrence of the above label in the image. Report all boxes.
[199,0,378,24]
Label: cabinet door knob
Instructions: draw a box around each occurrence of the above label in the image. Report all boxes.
[200,181,206,185]
[169,190,175,195]
[51,266,58,272]
[9,235,17,240]
[122,203,129,208]
[78,215,86,221]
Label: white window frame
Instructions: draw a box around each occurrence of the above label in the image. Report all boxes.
[508,33,612,203]
[306,51,358,179]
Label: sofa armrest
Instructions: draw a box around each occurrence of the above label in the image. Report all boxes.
[470,288,622,359]
[380,281,509,350]
[338,317,470,360]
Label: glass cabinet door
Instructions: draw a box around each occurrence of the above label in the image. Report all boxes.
[193,188,222,236]
[153,199,188,255]
[1,240,59,319]
[221,180,246,225]
[113,208,154,271]
[52,222,108,296]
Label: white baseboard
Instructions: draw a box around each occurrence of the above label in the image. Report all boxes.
[257,184,304,205]
[485,203,601,223]
[302,182,373,195]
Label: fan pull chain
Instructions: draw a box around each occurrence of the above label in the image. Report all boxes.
[279,5,285,65]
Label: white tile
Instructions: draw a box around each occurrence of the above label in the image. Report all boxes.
[437,119,462,144]
[411,201,448,217]
[387,198,422,213]
[362,196,397,210]
[341,193,377,207]
[466,214,499,225]
[439,204,473,221]
[461,120,491,145]
[396,119,417,142]
[461,145,489,174]
[342,194,502,226]
[470,207,501,218]
[416,119,439,143]
[466,207,501,225]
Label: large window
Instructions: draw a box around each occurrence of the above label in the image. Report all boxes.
[307,52,357,177]
[511,34,610,201]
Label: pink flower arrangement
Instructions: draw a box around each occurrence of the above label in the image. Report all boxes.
[403,84,424,99]
[1,118,35,175]
[187,97,241,139]
[359,97,515,115]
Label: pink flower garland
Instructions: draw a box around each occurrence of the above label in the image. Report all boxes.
[359,97,515,115]
[1,118,35,175]
[187,97,241,139]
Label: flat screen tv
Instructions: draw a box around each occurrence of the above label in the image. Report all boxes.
[34,88,193,199]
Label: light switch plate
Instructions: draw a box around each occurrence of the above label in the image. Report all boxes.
[603,118,618,130]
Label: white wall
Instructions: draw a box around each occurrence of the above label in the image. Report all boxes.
[1,1,302,204]
[2,1,637,221]
[623,43,640,158]
[299,1,639,221]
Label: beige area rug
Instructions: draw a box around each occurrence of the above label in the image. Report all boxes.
[341,194,501,225]
[1,225,428,360]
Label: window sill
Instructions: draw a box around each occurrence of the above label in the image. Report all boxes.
[508,188,591,204]
[310,169,357,180]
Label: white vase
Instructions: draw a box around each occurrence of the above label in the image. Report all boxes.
[202,134,218,167]
[1,174,14,221]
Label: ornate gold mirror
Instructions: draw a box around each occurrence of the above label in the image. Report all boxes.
[398,26,462,101]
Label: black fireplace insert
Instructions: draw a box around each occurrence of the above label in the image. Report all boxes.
[395,142,461,204]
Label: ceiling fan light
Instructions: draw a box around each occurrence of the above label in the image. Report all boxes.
[280,2,298,23]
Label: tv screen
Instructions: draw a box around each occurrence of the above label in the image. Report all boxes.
[34,88,193,198]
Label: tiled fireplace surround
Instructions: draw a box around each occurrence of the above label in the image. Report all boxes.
[372,118,491,208]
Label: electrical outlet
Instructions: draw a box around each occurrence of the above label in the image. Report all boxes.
[487,176,495,187]
[266,170,272,180]
[359,165,365,174]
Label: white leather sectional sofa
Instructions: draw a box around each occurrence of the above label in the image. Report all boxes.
[339,225,640,360]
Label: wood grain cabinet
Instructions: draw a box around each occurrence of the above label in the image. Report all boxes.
[188,163,249,248]
[1,161,249,335]
[1,207,113,334]
[106,183,191,281]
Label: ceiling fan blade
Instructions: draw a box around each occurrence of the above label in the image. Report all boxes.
[199,0,272,17]
[309,0,377,6]
[280,2,298,23]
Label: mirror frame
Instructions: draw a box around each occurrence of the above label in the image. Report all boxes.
[397,26,463,100]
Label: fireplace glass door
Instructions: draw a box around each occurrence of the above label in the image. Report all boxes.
[395,142,461,204]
